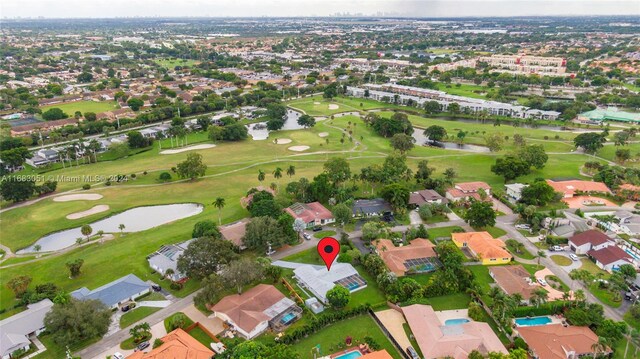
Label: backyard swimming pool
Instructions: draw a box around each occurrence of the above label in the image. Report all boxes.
[334,351,363,359]
[515,316,552,327]
[444,318,470,326]
[280,312,297,325]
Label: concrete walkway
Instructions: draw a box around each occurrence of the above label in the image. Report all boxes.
[182,304,225,335]
[272,260,308,269]
[138,300,171,308]
[374,309,412,351]
[535,268,572,301]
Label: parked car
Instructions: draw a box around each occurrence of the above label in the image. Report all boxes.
[625,290,640,302]
[515,224,531,230]
[569,253,579,261]
[406,346,420,359]
[135,341,150,352]
[312,225,322,232]
[551,245,563,252]
[537,278,548,286]
[151,285,161,292]
[303,233,311,240]
[113,353,125,359]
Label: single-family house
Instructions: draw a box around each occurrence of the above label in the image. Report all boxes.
[219,218,250,249]
[402,304,508,359]
[71,274,150,309]
[352,198,393,217]
[126,328,213,359]
[518,324,608,359]
[0,299,53,359]
[285,202,334,228]
[488,265,538,304]
[505,183,527,202]
[568,230,612,255]
[293,263,367,303]
[616,183,640,201]
[452,231,512,265]
[373,238,440,276]
[445,182,491,203]
[147,239,194,282]
[408,189,447,207]
[588,246,635,272]
[546,179,611,198]
[209,284,301,339]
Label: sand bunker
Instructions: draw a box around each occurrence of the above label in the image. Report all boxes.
[54,194,103,202]
[66,205,110,219]
[328,104,339,110]
[313,102,321,105]
[288,145,310,152]
[274,138,292,144]
[160,144,216,154]
[318,132,329,138]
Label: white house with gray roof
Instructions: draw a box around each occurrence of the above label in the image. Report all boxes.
[147,239,195,282]
[0,299,53,359]
[293,263,367,304]
[71,274,149,309]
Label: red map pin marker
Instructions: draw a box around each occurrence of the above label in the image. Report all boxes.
[318,237,340,271]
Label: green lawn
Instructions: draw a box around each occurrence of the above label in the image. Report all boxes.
[427,226,464,241]
[314,230,337,239]
[40,100,119,116]
[33,334,100,359]
[289,315,402,359]
[467,265,495,293]
[613,337,640,359]
[580,259,609,276]
[480,226,507,238]
[154,58,200,68]
[120,306,163,328]
[624,311,640,330]
[282,247,324,265]
[589,283,622,308]
[164,312,195,332]
[550,255,572,266]
[505,241,535,260]
[187,326,215,348]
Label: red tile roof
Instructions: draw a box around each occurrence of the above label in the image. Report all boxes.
[546,179,611,196]
[518,324,604,359]
[588,246,633,266]
[455,181,491,192]
[285,202,333,223]
[569,230,611,247]
[126,328,213,359]
[374,238,438,276]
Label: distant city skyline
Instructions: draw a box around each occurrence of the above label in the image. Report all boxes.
[2,0,639,19]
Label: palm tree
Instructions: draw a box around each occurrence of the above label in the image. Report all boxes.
[536,250,546,268]
[286,165,296,178]
[164,268,175,281]
[531,288,549,308]
[591,337,608,359]
[273,167,283,183]
[623,327,640,359]
[258,170,265,184]
[213,197,225,225]
[118,224,125,233]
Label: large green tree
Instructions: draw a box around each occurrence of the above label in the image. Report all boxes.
[0,177,36,202]
[574,132,605,154]
[177,237,238,279]
[520,180,557,206]
[491,156,531,182]
[390,133,415,153]
[326,285,350,309]
[465,201,496,228]
[243,216,288,252]
[176,153,207,180]
[44,299,111,347]
[518,145,548,169]
[424,125,447,142]
[323,157,351,186]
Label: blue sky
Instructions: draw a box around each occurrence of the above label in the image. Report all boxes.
[2,0,639,18]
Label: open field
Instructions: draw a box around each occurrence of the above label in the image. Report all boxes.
[40,100,119,115]
[154,58,200,68]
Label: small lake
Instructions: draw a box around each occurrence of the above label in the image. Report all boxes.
[430,116,594,133]
[246,109,312,140]
[411,128,491,153]
[18,203,203,253]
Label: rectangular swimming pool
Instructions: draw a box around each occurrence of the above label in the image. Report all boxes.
[280,312,297,325]
[515,316,552,327]
[444,318,470,326]
[334,351,363,359]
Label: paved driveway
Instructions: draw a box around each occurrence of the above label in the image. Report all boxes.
[182,304,225,335]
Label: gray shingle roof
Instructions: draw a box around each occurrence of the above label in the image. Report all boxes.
[71,274,149,307]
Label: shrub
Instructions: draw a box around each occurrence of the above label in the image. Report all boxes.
[337,253,353,263]
[105,181,111,186]
[158,172,172,182]
[143,171,148,175]
[152,338,164,349]
[82,184,91,190]
[130,173,136,179]
[169,282,183,291]
[514,337,529,350]
[418,205,432,220]
[468,301,484,321]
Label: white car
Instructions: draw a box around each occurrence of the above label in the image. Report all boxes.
[537,278,548,286]
[515,224,531,230]
[551,245,562,252]
[113,353,125,359]
[569,253,579,261]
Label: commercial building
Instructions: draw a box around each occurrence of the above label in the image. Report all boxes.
[347,84,560,120]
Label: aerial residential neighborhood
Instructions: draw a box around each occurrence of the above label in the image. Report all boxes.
[0,1,639,359]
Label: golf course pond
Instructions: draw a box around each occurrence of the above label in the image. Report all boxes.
[18,203,203,254]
